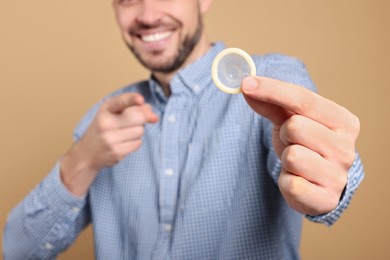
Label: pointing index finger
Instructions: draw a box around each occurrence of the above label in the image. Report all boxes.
[105,93,145,114]
[242,76,354,131]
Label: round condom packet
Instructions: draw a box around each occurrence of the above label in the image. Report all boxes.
[211,48,256,94]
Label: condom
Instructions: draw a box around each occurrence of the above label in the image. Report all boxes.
[211,48,256,94]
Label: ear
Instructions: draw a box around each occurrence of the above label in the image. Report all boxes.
[200,0,213,14]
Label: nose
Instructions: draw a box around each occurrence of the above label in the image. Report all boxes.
[136,1,163,26]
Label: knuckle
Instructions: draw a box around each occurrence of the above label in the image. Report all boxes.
[134,126,145,137]
[342,110,360,137]
[96,115,112,131]
[297,91,316,114]
[332,132,356,168]
[337,173,348,192]
[349,114,361,137]
[287,176,305,199]
[283,115,304,141]
[279,173,303,199]
[282,145,301,171]
[343,150,356,168]
[287,115,304,132]
[104,98,118,113]
[289,177,302,196]
[335,140,356,169]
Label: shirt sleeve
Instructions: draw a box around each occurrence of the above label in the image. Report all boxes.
[3,93,111,259]
[3,162,91,260]
[306,152,364,226]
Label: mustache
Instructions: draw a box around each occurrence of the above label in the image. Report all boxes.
[128,21,180,35]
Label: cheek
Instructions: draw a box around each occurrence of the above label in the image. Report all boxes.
[116,10,135,33]
[179,6,200,29]
[168,1,199,23]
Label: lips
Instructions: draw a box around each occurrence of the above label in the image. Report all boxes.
[140,31,173,43]
[131,28,175,52]
[128,21,178,52]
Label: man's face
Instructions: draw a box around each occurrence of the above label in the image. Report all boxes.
[113,0,210,73]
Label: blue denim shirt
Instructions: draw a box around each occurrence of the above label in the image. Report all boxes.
[3,42,364,259]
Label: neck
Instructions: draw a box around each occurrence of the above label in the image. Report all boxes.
[152,35,211,97]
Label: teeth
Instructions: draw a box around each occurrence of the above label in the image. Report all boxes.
[141,31,172,42]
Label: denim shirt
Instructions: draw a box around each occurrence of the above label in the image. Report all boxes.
[3,42,364,259]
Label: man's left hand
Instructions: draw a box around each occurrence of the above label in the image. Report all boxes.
[242,76,360,216]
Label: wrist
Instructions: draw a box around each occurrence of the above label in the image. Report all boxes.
[60,141,100,196]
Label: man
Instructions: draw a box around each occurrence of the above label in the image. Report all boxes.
[3,0,364,259]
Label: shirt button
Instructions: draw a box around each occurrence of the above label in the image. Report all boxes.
[71,207,80,213]
[44,243,54,250]
[163,224,173,232]
[164,168,174,177]
[193,84,201,93]
[168,115,176,123]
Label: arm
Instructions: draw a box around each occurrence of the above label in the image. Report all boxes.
[3,163,90,259]
[3,93,158,259]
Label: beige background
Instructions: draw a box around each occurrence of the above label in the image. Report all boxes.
[1,0,389,259]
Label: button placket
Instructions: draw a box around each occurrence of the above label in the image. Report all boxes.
[168,115,176,123]
[164,168,174,177]
[71,207,80,213]
[159,96,183,229]
[163,224,173,233]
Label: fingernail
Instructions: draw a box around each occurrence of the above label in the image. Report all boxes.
[243,77,258,91]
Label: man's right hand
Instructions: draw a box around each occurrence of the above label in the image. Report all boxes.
[60,93,158,196]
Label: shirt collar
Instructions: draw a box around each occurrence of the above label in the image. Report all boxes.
[148,42,226,101]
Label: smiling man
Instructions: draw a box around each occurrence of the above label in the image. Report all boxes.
[117,0,210,96]
[3,0,364,259]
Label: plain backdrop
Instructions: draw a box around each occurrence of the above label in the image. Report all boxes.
[1,0,389,259]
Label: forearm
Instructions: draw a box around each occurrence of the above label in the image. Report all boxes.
[60,141,100,197]
[3,163,90,259]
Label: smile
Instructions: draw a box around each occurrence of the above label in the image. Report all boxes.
[140,31,173,43]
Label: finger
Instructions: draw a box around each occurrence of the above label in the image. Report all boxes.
[278,171,340,215]
[281,144,347,190]
[115,106,149,128]
[105,93,145,114]
[108,140,143,164]
[117,104,159,128]
[139,104,159,123]
[242,76,356,131]
[102,126,145,145]
[115,139,143,157]
[243,94,293,130]
[279,115,355,163]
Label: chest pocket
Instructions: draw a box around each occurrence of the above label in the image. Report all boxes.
[180,124,245,213]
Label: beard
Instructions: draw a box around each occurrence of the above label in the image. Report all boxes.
[126,19,203,73]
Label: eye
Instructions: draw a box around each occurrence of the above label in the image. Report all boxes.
[118,0,137,6]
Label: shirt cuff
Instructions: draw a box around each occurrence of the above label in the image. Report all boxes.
[39,161,87,220]
[19,161,89,258]
[305,152,364,226]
